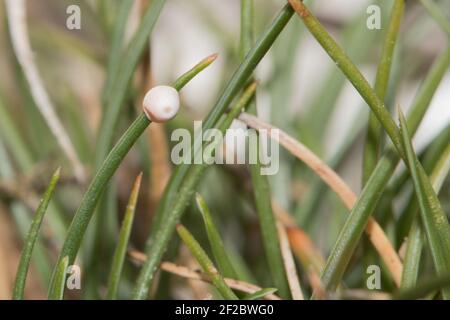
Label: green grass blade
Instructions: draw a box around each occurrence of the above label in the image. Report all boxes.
[319,47,450,290]
[243,288,278,300]
[240,0,290,299]
[363,0,405,184]
[48,256,69,300]
[106,173,142,299]
[47,59,212,297]
[420,0,450,38]
[401,219,424,289]
[394,275,450,300]
[12,168,60,300]
[176,225,238,300]
[195,193,238,279]
[95,0,166,167]
[250,161,290,299]
[133,83,257,299]
[102,0,134,107]
[288,0,404,157]
[399,110,450,299]
[146,4,294,242]
[401,138,450,289]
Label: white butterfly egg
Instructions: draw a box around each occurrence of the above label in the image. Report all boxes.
[143,85,180,123]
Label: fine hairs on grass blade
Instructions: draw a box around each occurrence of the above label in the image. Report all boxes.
[239,112,403,286]
[5,0,85,183]
[401,138,450,288]
[176,225,238,300]
[48,256,69,300]
[195,193,238,280]
[401,219,423,289]
[363,0,405,184]
[398,110,450,299]
[47,57,214,297]
[133,83,257,299]
[106,173,142,300]
[12,168,61,300]
[129,250,280,300]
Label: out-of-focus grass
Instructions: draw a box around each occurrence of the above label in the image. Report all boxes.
[0,0,449,300]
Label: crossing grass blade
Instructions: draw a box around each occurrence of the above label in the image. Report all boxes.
[243,288,278,300]
[399,110,450,299]
[133,82,257,299]
[47,57,215,298]
[176,224,238,300]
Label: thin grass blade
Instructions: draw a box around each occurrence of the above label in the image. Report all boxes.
[106,173,142,299]
[195,193,238,279]
[48,256,69,300]
[13,168,61,300]
[399,110,450,299]
[176,225,238,300]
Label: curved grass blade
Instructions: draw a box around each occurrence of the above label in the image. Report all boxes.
[239,112,403,286]
[48,256,69,300]
[133,83,257,299]
[243,288,278,300]
[195,193,238,280]
[176,225,238,300]
[13,168,61,300]
[48,58,214,297]
[399,110,450,299]
[288,0,450,289]
[5,0,85,182]
[106,173,142,299]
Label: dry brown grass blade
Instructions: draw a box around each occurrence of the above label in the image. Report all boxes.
[276,221,304,300]
[240,112,403,287]
[149,124,172,204]
[286,226,325,276]
[307,267,327,299]
[129,250,281,300]
[0,221,11,299]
